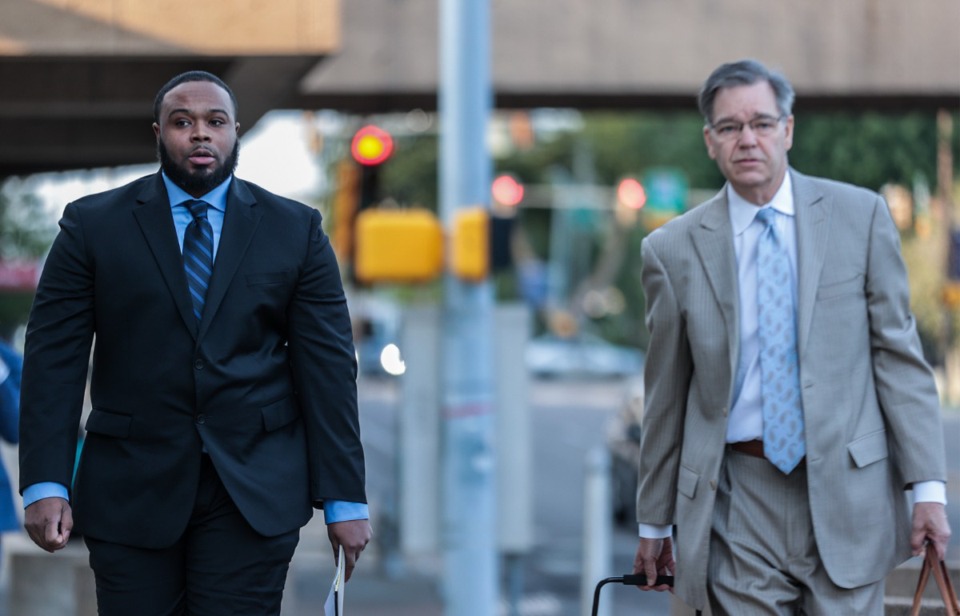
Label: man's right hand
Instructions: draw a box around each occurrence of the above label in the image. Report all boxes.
[24,497,73,552]
[633,536,675,592]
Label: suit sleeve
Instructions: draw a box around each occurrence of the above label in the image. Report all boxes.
[636,236,693,526]
[287,209,366,506]
[19,202,94,494]
[864,196,946,485]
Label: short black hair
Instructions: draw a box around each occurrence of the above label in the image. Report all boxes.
[697,59,795,125]
[153,70,238,124]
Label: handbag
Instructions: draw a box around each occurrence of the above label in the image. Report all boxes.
[910,543,960,616]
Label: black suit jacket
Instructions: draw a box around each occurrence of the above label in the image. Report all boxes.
[20,172,365,549]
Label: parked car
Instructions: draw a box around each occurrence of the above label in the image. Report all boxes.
[525,332,644,379]
[606,378,644,525]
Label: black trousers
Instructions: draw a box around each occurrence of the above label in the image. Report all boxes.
[85,455,300,616]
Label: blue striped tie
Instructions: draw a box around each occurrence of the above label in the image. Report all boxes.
[182,199,214,325]
[756,207,805,474]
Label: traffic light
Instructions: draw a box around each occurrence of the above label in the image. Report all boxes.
[354,209,443,283]
[489,174,522,272]
[451,208,489,281]
[345,124,394,284]
[491,174,524,208]
[615,177,646,227]
[350,124,394,210]
[616,177,647,210]
[351,125,394,166]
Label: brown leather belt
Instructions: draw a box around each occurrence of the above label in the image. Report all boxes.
[729,439,765,458]
[728,439,806,468]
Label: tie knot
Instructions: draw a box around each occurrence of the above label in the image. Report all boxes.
[755,206,777,228]
[183,199,209,222]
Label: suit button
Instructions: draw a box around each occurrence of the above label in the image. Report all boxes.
[196,414,205,424]
[709,480,717,491]
[194,359,204,370]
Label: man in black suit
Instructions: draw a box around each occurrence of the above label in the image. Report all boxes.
[19,71,371,615]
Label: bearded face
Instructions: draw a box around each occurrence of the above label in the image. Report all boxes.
[158,138,239,196]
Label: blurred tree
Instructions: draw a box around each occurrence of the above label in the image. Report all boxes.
[0,186,55,260]
[789,111,952,190]
[380,134,439,212]
[0,181,58,338]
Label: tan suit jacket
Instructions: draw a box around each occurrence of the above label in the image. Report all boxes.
[636,169,946,609]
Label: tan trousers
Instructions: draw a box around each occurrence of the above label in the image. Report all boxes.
[707,449,885,616]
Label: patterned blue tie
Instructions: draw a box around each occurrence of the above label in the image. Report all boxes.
[182,199,214,326]
[756,207,805,473]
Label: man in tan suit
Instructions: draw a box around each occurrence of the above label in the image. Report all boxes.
[632,59,951,614]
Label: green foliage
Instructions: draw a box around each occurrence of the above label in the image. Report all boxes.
[0,186,56,260]
[576,112,724,188]
[0,179,59,336]
[789,111,950,190]
[379,134,439,211]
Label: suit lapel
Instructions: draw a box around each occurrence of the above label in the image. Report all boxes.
[690,191,740,377]
[132,174,199,338]
[197,179,262,341]
[792,170,830,355]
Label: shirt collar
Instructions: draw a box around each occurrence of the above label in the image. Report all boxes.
[728,172,794,237]
[161,171,232,213]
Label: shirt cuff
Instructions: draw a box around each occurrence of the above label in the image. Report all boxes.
[323,500,370,524]
[22,482,69,508]
[911,480,947,505]
[638,523,672,539]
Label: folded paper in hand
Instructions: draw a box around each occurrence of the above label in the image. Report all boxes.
[323,545,345,616]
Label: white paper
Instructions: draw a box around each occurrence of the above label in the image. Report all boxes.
[323,545,345,616]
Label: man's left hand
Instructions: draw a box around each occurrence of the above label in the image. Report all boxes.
[327,519,373,582]
[911,502,951,561]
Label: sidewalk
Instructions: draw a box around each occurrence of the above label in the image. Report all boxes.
[280,516,442,616]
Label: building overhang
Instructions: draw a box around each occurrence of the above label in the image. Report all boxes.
[0,0,340,177]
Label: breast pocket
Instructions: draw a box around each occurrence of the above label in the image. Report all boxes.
[817,274,864,301]
[246,271,292,288]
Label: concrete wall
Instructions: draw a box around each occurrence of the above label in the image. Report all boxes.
[300,0,960,110]
[0,0,339,55]
[0,0,341,176]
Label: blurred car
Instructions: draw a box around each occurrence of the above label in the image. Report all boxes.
[606,378,644,525]
[352,297,406,378]
[525,332,644,379]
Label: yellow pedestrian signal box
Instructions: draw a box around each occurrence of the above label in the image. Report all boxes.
[354,209,443,283]
[451,208,489,281]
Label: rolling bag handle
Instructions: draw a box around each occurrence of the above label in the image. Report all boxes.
[591,574,702,616]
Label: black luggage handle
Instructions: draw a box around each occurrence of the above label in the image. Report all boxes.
[591,574,702,616]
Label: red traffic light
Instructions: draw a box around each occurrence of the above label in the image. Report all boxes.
[491,174,524,207]
[351,125,394,166]
[617,177,647,210]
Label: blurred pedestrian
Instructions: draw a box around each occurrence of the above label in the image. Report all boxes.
[19,70,370,615]
[0,339,22,549]
[632,59,950,615]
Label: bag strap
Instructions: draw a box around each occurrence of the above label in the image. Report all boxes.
[910,544,959,616]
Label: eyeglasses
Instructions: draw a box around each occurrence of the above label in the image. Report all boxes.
[709,115,785,141]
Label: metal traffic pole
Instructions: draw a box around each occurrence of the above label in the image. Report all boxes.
[438,1,498,615]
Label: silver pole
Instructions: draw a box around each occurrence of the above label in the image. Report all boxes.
[438,1,498,615]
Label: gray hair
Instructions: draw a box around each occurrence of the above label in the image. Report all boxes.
[697,59,795,124]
